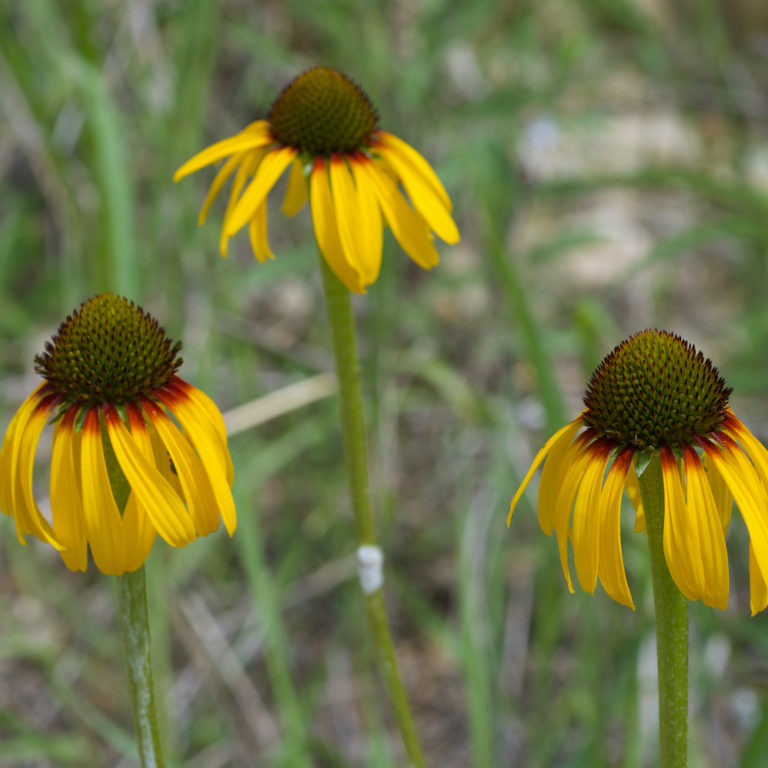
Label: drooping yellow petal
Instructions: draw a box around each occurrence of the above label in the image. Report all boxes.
[173,122,272,181]
[104,403,196,547]
[724,413,768,500]
[749,542,768,616]
[282,158,308,217]
[360,160,438,270]
[350,157,385,280]
[680,445,729,609]
[551,434,599,593]
[552,434,597,534]
[328,155,381,284]
[168,378,232,483]
[50,408,88,571]
[0,387,36,525]
[219,153,260,258]
[660,446,699,601]
[225,146,296,237]
[80,408,127,575]
[375,131,453,211]
[375,138,459,244]
[248,199,274,262]
[598,448,635,609]
[352,161,384,264]
[142,399,220,536]
[120,492,156,572]
[0,384,48,541]
[197,151,246,225]
[571,442,611,594]
[702,451,732,533]
[507,416,585,526]
[699,434,768,590]
[5,389,62,548]
[309,158,364,293]
[148,423,184,497]
[537,418,583,534]
[154,390,236,536]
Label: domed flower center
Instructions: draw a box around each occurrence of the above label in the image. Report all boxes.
[582,330,731,450]
[35,293,183,406]
[268,66,379,156]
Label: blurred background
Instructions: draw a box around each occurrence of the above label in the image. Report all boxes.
[2,0,768,766]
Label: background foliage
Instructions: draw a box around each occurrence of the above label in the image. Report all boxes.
[2,1,768,766]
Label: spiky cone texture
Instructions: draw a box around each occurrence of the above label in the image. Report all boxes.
[0,294,236,575]
[173,66,459,293]
[508,329,768,615]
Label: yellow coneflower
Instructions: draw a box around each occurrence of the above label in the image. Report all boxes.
[508,329,768,615]
[0,294,236,575]
[173,66,459,293]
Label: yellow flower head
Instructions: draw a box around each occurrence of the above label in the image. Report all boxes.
[173,66,459,293]
[0,294,236,575]
[508,329,768,615]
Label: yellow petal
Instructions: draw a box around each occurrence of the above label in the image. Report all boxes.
[537,418,583,534]
[148,424,184,497]
[309,158,364,293]
[507,415,584,526]
[571,442,611,594]
[702,451,732,533]
[248,198,274,262]
[681,445,729,609]
[50,409,88,571]
[375,131,452,211]
[551,433,598,592]
[0,384,46,540]
[330,155,382,284]
[660,446,699,601]
[598,448,635,609]
[142,399,220,536]
[282,158,308,217]
[154,390,236,536]
[219,151,263,258]
[198,151,247,225]
[0,387,40,519]
[375,139,459,244]
[359,160,439,269]
[168,378,232,482]
[2,388,63,548]
[173,122,272,181]
[350,158,383,278]
[724,413,768,499]
[225,146,296,237]
[699,434,768,589]
[552,434,597,535]
[749,542,768,615]
[80,408,127,575]
[104,403,196,547]
[121,492,156,572]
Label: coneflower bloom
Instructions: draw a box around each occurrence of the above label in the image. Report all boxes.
[508,329,768,615]
[0,294,236,575]
[173,66,459,293]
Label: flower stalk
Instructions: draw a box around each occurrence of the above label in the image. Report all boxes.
[117,565,166,768]
[637,453,688,768]
[318,255,426,768]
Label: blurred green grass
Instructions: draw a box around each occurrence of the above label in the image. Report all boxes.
[2,0,768,766]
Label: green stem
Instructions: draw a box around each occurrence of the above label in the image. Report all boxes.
[318,256,427,768]
[637,453,688,768]
[117,566,166,768]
